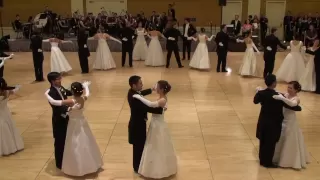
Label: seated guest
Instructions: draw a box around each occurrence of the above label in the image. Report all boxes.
[242,20,252,34]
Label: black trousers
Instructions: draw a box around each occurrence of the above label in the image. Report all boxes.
[122,49,133,67]
[216,51,227,71]
[259,137,276,167]
[166,47,182,68]
[78,53,89,73]
[32,52,44,81]
[0,65,3,78]
[133,142,144,172]
[263,53,276,78]
[182,39,191,59]
[54,130,67,169]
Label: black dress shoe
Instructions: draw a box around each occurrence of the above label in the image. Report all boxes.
[179,65,184,68]
[222,69,228,72]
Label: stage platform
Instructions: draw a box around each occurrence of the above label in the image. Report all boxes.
[8,38,248,52]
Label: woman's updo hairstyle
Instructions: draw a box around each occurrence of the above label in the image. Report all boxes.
[71,82,84,96]
[157,80,171,94]
[289,81,302,92]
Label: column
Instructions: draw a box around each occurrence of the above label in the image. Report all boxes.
[247,0,261,16]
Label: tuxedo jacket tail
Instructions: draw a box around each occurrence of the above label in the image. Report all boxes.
[127,88,163,145]
[263,34,287,59]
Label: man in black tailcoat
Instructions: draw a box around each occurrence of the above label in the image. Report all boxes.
[215,24,229,72]
[46,72,73,169]
[254,74,302,168]
[163,21,184,68]
[127,75,163,173]
[263,27,288,78]
[182,18,196,60]
[119,22,135,67]
[30,30,44,82]
[77,28,90,73]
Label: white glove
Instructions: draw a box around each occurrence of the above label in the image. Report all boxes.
[219,42,223,47]
[152,83,157,91]
[122,38,128,41]
[273,94,285,100]
[84,44,87,48]
[287,46,291,50]
[133,94,140,98]
[168,37,175,41]
[266,46,272,51]
[82,81,91,87]
[256,86,263,92]
[187,37,193,40]
[302,46,306,51]
[38,49,43,52]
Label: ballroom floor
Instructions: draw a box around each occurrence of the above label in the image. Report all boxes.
[1,52,320,180]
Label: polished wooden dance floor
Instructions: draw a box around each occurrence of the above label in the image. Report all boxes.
[1,52,320,180]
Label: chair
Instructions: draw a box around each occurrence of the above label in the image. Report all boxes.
[11,22,23,39]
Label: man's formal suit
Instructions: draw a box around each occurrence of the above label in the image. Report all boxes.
[163,27,183,68]
[30,34,44,81]
[182,23,196,60]
[263,34,287,78]
[254,88,301,167]
[215,31,230,72]
[231,19,241,36]
[77,32,90,73]
[127,88,163,172]
[48,86,72,169]
[119,27,135,67]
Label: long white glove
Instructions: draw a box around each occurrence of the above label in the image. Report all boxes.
[236,39,244,43]
[132,94,159,107]
[272,94,298,107]
[12,85,21,93]
[42,39,50,42]
[44,89,62,106]
[109,36,122,44]
[147,34,152,38]
[160,34,166,39]
[207,35,214,41]
[252,42,260,55]
[0,54,13,68]
[82,81,91,98]
[256,86,264,92]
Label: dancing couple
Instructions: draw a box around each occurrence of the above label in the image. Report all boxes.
[127,75,177,179]
[254,74,309,169]
[44,72,103,176]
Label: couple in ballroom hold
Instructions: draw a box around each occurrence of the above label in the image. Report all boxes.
[254,74,309,169]
[127,75,177,178]
[45,72,103,177]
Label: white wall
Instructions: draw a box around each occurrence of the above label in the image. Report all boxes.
[248,0,261,16]
[71,0,84,15]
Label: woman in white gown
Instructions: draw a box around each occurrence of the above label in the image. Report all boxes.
[44,37,73,73]
[133,80,177,179]
[91,30,122,70]
[272,81,309,169]
[276,36,306,82]
[237,31,260,76]
[44,81,103,176]
[0,78,24,156]
[133,22,148,61]
[145,26,165,66]
[189,28,214,70]
[299,39,318,91]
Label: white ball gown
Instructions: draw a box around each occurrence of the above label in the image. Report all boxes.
[299,47,316,91]
[276,41,305,82]
[145,34,165,66]
[93,34,117,70]
[273,94,309,169]
[189,34,214,69]
[45,85,103,176]
[49,41,72,73]
[134,95,177,179]
[133,28,148,60]
[0,88,24,156]
[238,40,260,76]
